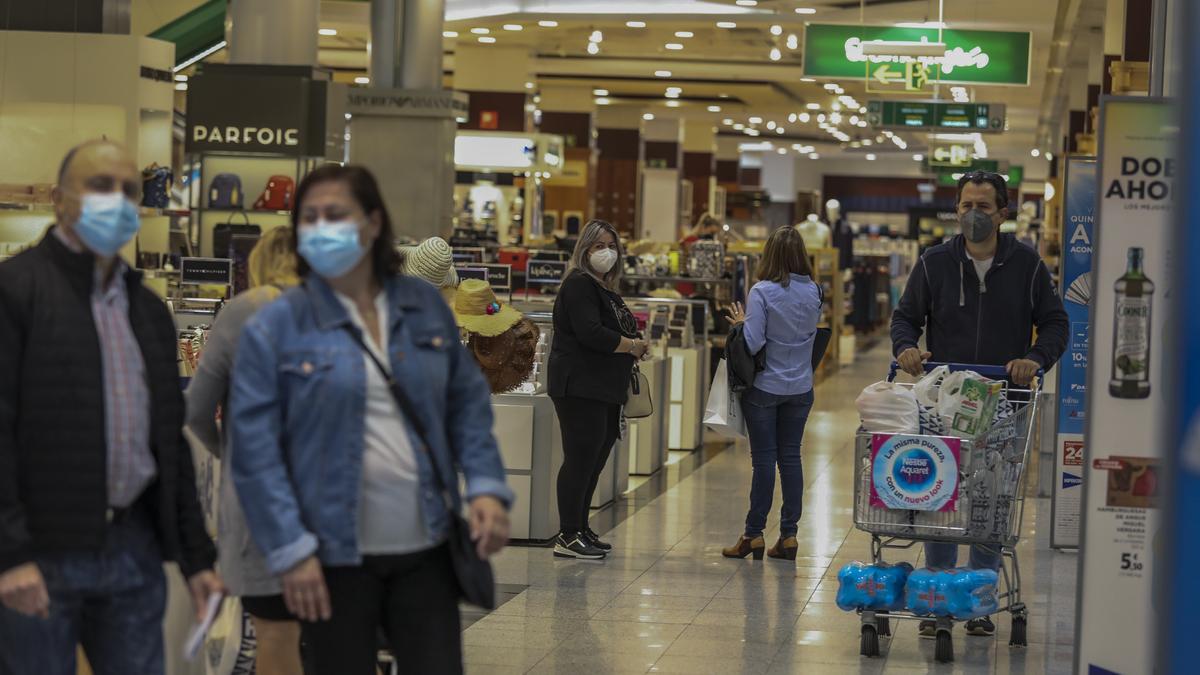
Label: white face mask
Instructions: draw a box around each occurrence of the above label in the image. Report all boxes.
[589,248,618,274]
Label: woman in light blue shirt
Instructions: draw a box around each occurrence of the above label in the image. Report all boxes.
[723,226,821,562]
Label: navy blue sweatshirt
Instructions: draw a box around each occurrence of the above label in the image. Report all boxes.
[891,233,1068,370]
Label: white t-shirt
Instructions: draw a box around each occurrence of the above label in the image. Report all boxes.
[972,256,993,291]
[334,291,432,555]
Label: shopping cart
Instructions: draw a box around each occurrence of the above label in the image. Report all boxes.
[851,362,1041,663]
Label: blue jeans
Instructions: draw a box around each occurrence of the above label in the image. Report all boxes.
[0,509,167,675]
[740,387,815,538]
[924,542,1002,571]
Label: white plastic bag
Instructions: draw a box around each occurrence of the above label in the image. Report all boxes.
[912,365,949,408]
[936,370,982,420]
[704,359,747,438]
[856,381,920,434]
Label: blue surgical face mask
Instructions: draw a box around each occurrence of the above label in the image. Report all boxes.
[74,192,141,257]
[297,219,367,279]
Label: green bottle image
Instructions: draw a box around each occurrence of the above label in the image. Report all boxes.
[1109,247,1153,399]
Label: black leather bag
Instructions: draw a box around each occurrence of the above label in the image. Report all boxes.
[342,325,497,610]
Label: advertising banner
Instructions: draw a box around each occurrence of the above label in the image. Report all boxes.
[869,434,961,512]
[1052,158,1097,549]
[1076,98,1176,675]
[802,24,1031,85]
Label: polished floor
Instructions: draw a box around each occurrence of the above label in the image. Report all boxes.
[466,344,1078,674]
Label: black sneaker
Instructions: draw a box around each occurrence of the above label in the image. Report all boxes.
[553,532,607,560]
[965,616,995,636]
[585,528,613,551]
[918,620,937,639]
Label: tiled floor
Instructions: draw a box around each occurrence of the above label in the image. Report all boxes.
[466,344,1079,674]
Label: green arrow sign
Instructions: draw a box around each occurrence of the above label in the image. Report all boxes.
[803,24,1032,86]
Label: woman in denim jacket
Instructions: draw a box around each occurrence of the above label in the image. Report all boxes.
[229,165,512,675]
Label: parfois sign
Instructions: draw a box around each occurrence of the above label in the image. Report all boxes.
[871,434,961,512]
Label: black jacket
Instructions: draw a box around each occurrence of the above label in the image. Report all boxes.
[0,233,215,576]
[547,271,637,405]
[891,233,1069,369]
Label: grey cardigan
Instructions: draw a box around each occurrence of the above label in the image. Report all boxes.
[185,286,283,597]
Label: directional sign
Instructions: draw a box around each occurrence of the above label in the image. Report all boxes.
[872,64,905,86]
[867,100,1006,133]
[930,143,972,167]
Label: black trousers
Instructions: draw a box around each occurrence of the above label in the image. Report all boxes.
[302,545,462,675]
[552,395,621,533]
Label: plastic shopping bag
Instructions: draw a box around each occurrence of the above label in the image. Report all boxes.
[912,364,950,408]
[704,359,747,438]
[855,382,920,434]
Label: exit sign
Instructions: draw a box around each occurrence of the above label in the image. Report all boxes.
[867,100,1006,133]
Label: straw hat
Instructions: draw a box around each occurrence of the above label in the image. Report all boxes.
[400,236,458,288]
[453,279,523,337]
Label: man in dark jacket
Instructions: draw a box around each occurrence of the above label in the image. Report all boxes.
[891,171,1067,638]
[0,141,222,674]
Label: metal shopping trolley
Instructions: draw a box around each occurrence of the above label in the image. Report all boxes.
[851,362,1042,663]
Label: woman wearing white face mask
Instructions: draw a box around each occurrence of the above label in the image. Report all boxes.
[547,219,647,559]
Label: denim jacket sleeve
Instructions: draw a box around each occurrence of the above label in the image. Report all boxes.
[433,298,515,507]
[228,315,319,575]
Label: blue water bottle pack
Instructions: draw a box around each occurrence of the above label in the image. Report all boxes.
[905,567,999,620]
[835,561,914,612]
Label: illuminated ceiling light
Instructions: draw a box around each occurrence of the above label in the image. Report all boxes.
[875,135,884,143]
[770,25,783,36]
[594,97,611,105]
[857,120,868,127]
[538,20,558,27]
[525,82,535,89]
[766,120,777,130]
[708,105,722,112]
[1046,152,1055,161]
[643,112,655,120]
[866,153,877,160]
[735,0,758,5]
[882,130,893,137]
[471,27,490,34]
[1030,148,1041,157]
[830,112,842,124]
[733,123,745,130]
[749,116,763,124]
[722,118,734,125]
[174,74,188,82]
[831,102,841,111]
[809,152,820,159]
[479,36,497,43]
[834,86,845,94]
[627,20,647,28]
[823,83,838,91]
[795,7,817,14]
[675,31,694,38]
[777,148,788,154]
[788,113,798,123]
[442,30,459,38]
[800,77,816,82]
[592,88,609,96]
[746,128,760,135]
[862,139,872,145]
[319,28,338,36]
[655,70,672,77]
[776,127,785,134]
[586,41,600,54]
[799,112,811,122]
[849,115,859,125]
[666,100,681,107]
[665,90,680,98]
[896,21,947,29]
[590,30,603,42]
[786,34,799,50]
[175,82,188,91]
[717,21,737,29]
[354,76,370,84]
[817,113,826,123]
[769,47,782,61]
[503,24,523,31]
[849,140,861,147]
[913,153,924,161]
[665,42,684,50]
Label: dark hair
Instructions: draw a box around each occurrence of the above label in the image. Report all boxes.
[757,225,812,286]
[955,171,1010,209]
[291,164,403,280]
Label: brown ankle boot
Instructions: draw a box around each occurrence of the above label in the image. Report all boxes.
[722,535,766,560]
[767,536,798,561]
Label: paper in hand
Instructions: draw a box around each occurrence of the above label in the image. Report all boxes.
[183,593,224,661]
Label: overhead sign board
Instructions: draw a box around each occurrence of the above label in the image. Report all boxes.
[932,164,1023,188]
[867,100,1005,133]
[803,24,1032,86]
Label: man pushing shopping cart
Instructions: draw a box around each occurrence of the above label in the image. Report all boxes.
[889,171,1068,641]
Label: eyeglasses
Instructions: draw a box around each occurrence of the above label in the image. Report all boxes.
[956,170,1004,186]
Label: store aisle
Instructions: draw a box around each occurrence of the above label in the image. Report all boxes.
[466,343,1078,674]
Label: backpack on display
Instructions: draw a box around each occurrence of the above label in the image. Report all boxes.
[209,173,243,209]
[253,175,295,211]
[141,164,173,209]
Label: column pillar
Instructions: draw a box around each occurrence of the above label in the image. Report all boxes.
[682,120,717,222]
[539,85,596,235]
[455,46,532,132]
[715,136,741,195]
[226,0,318,65]
[640,117,682,242]
[594,106,642,236]
[370,0,443,89]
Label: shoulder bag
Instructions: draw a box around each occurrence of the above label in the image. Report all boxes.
[625,364,653,418]
[341,324,497,610]
[811,283,833,369]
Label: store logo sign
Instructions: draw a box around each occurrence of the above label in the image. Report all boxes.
[870,434,961,512]
[191,125,300,148]
[844,37,991,74]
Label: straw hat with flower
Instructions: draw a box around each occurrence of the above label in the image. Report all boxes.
[453,279,523,337]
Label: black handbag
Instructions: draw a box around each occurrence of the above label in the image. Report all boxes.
[811,284,832,369]
[341,325,497,610]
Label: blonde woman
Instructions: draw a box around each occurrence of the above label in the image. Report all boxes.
[184,227,302,675]
[548,219,648,559]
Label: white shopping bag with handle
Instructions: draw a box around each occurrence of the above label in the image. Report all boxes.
[704,359,747,438]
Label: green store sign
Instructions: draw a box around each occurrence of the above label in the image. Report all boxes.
[803,24,1032,86]
[933,164,1025,187]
